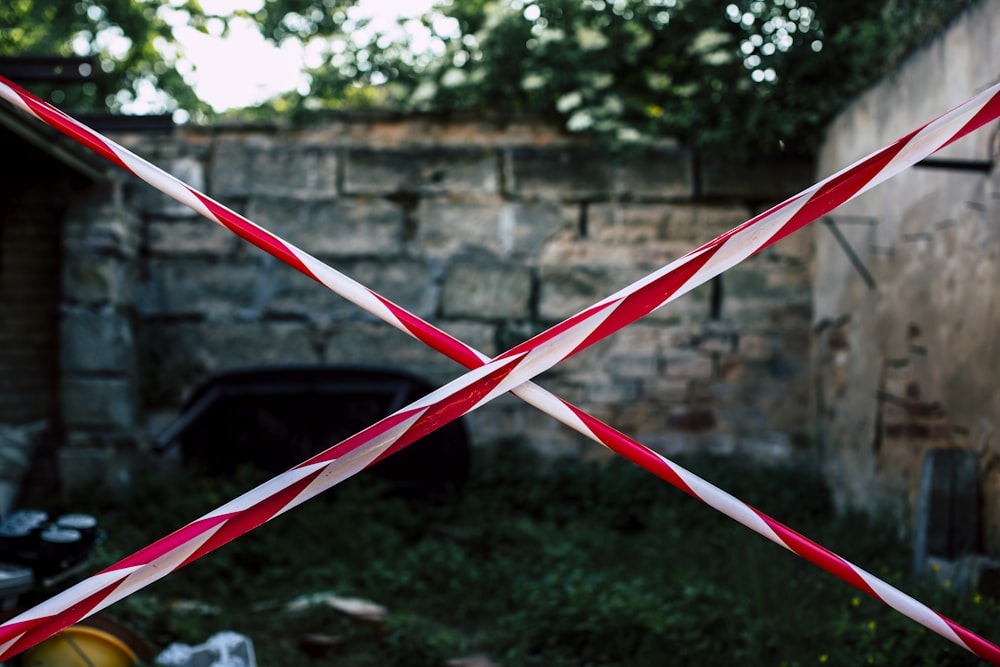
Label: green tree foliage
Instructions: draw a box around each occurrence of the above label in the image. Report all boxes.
[2,0,975,154]
[0,0,212,116]
[251,0,974,155]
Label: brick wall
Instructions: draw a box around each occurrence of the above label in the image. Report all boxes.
[59,194,141,452]
[105,116,815,462]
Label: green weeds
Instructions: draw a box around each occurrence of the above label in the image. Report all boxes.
[35,447,1000,666]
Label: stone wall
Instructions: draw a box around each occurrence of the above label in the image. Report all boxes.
[813,0,1000,551]
[89,115,816,463]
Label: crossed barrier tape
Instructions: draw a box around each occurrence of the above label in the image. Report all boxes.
[1,73,999,662]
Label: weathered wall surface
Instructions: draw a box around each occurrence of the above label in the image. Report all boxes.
[0,177,62,426]
[0,133,83,427]
[82,116,817,463]
[814,0,1000,551]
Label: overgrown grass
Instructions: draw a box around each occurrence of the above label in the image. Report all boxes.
[26,446,1000,666]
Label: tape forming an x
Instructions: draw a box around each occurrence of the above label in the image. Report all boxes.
[1,74,999,662]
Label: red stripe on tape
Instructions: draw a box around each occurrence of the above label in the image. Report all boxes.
[199,195,315,278]
[569,243,720,358]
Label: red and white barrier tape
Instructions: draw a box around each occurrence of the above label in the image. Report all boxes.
[1,75,998,662]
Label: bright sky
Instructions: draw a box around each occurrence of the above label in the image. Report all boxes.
[171,0,438,113]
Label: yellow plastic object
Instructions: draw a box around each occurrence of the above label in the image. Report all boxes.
[22,624,138,667]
